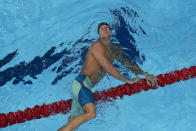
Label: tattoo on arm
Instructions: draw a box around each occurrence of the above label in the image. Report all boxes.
[113,44,144,75]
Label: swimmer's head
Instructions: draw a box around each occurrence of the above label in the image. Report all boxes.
[98,22,111,39]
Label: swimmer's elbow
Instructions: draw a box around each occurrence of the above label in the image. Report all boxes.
[106,66,120,78]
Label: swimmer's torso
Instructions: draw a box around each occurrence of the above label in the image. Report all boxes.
[80,40,117,87]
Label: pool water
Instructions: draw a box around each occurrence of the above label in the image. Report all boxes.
[0,0,196,130]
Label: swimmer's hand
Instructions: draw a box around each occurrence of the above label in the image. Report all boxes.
[127,77,140,84]
[143,72,158,87]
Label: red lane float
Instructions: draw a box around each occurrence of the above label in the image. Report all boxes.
[0,66,196,128]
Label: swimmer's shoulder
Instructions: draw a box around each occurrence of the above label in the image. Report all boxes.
[91,40,101,46]
[90,40,105,51]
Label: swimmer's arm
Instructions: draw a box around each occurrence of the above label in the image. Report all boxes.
[91,43,129,83]
[114,45,148,77]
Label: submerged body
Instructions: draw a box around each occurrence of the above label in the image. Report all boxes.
[58,22,158,131]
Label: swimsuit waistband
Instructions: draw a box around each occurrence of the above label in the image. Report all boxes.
[75,73,93,89]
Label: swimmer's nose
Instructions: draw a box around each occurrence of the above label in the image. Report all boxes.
[103,28,107,31]
[104,29,108,32]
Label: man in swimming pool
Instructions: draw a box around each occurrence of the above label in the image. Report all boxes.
[57,22,158,131]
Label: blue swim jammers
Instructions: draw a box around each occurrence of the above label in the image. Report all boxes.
[70,73,95,116]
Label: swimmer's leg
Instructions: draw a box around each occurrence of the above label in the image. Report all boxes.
[57,103,96,131]
[57,115,77,131]
[68,115,76,123]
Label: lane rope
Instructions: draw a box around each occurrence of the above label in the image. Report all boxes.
[0,66,196,128]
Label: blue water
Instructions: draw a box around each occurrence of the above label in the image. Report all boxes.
[0,0,196,130]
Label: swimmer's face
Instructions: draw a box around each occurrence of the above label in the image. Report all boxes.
[98,25,111,39]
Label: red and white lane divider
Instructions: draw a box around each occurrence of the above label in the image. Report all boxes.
[0,66,196,128]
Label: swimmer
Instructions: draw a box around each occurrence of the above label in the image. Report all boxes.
[57,22,158,131]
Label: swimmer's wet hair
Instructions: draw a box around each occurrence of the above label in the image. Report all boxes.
[97,22,111,34]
